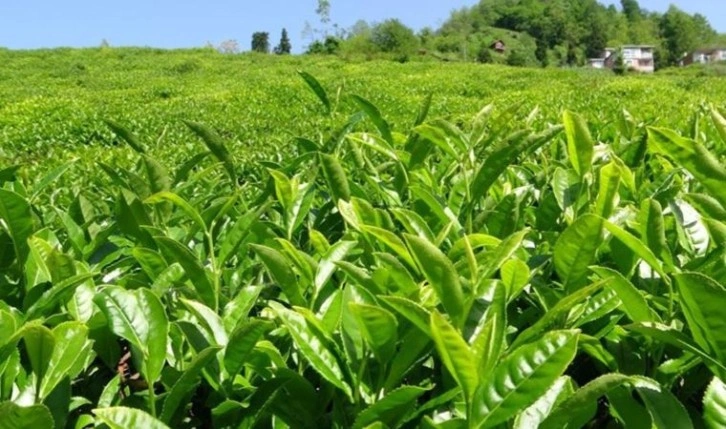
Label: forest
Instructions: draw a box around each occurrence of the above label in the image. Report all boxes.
[301,0,726,68]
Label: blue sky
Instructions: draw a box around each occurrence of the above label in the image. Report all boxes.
[0,1,724,52]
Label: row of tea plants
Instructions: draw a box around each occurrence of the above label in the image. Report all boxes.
[1,73,725,428]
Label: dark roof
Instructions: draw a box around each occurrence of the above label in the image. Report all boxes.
[691,47,726,54]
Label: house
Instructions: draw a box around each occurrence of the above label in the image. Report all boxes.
[588,45,654,73]
[489,40,506,53]
[682,48,726,66]
[589,47,617,69]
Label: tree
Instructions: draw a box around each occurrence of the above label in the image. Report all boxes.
[660,6,698,66]
[306,36,340,55]
[251,32,270,54]
[584,9,608,59]
[274,29,292,54]
[316,0,331,25]
[621,0,642,22]
[507,49,528,67]
[477,46,493,63]
[370,19,419,61]
[613,51,626,75]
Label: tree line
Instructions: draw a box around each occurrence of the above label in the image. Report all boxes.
[228,0,724,69]
[303,0,724,68]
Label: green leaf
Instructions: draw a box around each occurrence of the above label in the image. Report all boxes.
[217,204,265,267]
[380,295,431,336]
[154,236,216,310]
[513,376,575,429]
[223,285,263,332]
[319,152,351,203]
[142,155,171,195]
[686,191,726,217]
[430,312,478,403]
[513,281,603,348]
[94,406,170,429]
[350,302,398,363]
[173,152,209,184]
[608,386,652,429]
[95,287,168,383]
[184,120,236,182]
[553,214,603,290]
[391,209,435,242]
[30,161,76,201]
[480,229,528,279]
[351,95,394,145]
[55,209,86,256]
[224,320,271,377]
[40,322,91,400]
[632,377,693,429]
[647,127,726,208]
[604,220,668,279]
[552,167,581,222]
[250,244,306,307]
[0,165,20,184]
[160,346,222,424]
[269,302,352,398]
[711,107,726,144]
[472,330,579,428]
[0,188,34,264]
[591,267,656,323]
[638,199,673,269]
[541,373,633,429]
[132,247,167,280]
[315,240,356,294]
[23,324,55,393]
[413,123,460,158]
[298,70,331,114]
[361,226,415,268]
[24,272,96,321]
[676,273,726,372]
[626,322,726,379]
[704,377,726,429]
[0,402,54,429]
[594,161,621,219]
[405,234,465,326]
[563,111,594,178]
[181,299,228,346]
[353,385,431,429]
[104,119,146,153]
[145,191,206,232]
[501,259,530,299]
[471,284,506,383]
[468,128,559,212]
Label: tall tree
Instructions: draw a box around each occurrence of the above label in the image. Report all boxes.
[621,0,642,22]
[251,32,270,54]
[584,6,609,58]
[370,19,419,60]
[316,0,331,24]
[660,5,698,65]
[274,29,292,54]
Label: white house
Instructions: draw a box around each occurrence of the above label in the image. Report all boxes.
[683,48,726,66]
[588,45,654,73]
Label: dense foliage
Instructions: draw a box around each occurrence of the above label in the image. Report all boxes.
[1,49,726,428]
[307,0,726,68]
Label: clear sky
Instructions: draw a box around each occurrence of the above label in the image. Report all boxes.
[0,1,724,52]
